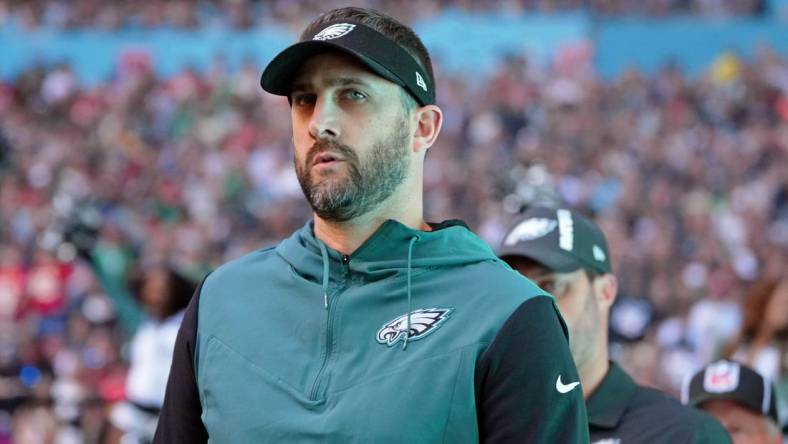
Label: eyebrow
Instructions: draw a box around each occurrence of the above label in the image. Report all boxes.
[290,77,374,93]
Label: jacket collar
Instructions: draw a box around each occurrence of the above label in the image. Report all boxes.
[275,218,496,285]
[586,361,638,429]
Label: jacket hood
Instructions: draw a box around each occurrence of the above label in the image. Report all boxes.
[276,219,498,285]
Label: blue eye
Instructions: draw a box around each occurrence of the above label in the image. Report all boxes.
[343,89,367,101]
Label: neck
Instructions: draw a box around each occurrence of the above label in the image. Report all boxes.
[579,331,611,399]
[313,177,427,255]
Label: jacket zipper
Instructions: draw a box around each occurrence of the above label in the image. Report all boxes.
[309,254,351,401]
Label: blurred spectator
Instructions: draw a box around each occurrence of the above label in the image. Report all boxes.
[0,0,773,32]
[722,277,788,430]
[683,360,783,444]
[103,263,195,444]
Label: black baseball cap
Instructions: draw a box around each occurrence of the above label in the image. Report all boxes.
[682,360,780,424]
[497,206,611,274]
[260,20,435,107]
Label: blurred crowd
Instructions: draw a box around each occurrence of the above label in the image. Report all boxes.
[0,0,773,32]
[1,8,788,443]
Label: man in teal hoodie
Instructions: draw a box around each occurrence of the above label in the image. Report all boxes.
[154,7,588,443]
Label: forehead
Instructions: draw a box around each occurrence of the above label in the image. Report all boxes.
[292,52,396,90]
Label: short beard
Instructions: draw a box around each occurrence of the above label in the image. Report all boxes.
[295,120,410,222]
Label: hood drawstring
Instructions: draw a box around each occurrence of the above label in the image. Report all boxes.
[402,235,420,350]
[316,234,421,341]
[318,239,330,309]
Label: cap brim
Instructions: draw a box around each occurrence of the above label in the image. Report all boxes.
[686,392,719,408]
[690,392,766,419]
[497,246,584,273]
[260,40,403,96]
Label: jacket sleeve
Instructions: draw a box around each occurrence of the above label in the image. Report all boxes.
[475,296,590,443]
[153,281,208,443]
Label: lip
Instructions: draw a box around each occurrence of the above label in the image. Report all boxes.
[312,152,345,167]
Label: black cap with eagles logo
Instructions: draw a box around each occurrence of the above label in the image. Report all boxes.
[497,206,612,275]
[260,20,435,107]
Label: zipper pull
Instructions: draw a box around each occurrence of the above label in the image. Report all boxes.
[342,255,351,278]
[324,292,328,309]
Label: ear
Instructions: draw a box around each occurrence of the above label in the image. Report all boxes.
[594,273,618,311]
[411,104,442,153]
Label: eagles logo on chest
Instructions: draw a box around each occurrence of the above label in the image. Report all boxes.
[376,308,452,347]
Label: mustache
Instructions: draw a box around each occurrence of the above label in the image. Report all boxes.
[306,140,359,166]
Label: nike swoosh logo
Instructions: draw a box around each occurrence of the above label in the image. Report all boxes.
[556,375,580,394]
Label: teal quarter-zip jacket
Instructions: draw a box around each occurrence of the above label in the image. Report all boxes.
[154,219,589,443]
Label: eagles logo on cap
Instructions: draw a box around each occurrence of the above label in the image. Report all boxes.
[503,218,557,246]
[313,23,356,41]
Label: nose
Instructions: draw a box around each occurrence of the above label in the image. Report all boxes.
[308,95,340,141]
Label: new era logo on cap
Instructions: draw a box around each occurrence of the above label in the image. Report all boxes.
[416,72,428,91]
[313,23,356,40]
[593,245,606,263]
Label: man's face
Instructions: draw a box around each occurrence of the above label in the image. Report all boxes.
[701,400,782,444]
[289,52,413,222]
[506,257,601,369]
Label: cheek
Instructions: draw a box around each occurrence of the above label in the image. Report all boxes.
[291,108,311,135]
[292,120,308,143]
[292,132,311,163]
[339,118,369,146]
[555,294,584,325]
